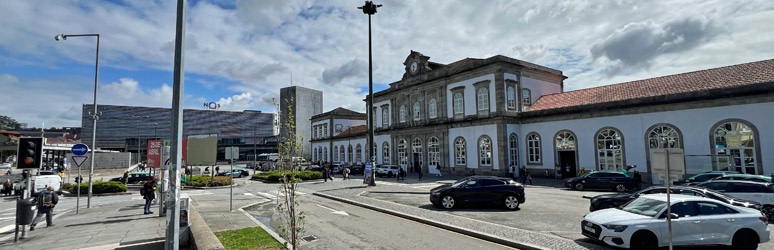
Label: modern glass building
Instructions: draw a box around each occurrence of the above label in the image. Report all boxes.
[81,104,276,162]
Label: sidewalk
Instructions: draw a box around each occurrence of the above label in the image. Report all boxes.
[1,201,167,250]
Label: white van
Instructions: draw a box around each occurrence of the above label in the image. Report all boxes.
[33,175,63,195]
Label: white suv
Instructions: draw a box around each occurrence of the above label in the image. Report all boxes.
[376,165,399,177]
[582,194,769,249]
[697,180,774,220]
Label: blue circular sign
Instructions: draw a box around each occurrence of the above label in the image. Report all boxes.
[72,144,89,156]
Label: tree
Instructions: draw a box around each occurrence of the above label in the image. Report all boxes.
[274,98,305,250]
[0,115,19,130]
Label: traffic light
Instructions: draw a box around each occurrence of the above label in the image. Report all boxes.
[17,137,43,169]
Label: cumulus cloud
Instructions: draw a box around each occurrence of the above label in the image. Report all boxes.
[217,92,254,111]
[321,59,367,85]
[591,18,715,75]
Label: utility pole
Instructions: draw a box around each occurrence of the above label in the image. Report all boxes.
[166,0,186,249]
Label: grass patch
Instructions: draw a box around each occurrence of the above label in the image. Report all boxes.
[215,227,285,250]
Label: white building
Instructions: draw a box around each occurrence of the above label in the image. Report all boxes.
[313,51,774,183]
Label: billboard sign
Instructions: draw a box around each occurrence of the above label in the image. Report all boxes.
[147,140,163,169]
[187,134,217,166]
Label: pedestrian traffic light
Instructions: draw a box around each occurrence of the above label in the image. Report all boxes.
[17,137,43,169]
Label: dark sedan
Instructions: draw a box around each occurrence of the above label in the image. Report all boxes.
[349,164,365,175]
[672,171,739,186]
[564,171,635,192]
[585,186,762,212]
[430,176,525,210]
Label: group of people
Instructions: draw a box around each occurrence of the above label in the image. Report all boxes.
[322,166,351,182]
[512,165,533,184]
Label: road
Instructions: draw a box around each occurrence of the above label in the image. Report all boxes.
[239,179,516,250]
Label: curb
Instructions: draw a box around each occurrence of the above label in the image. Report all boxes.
[182,183,239,190]
[62,191,132,197]
[238,202,288,248]
[189,206,226,250]
[313,192,547,250]
[365,191,429,195]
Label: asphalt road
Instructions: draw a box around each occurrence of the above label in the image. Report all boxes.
[240,179,516,250]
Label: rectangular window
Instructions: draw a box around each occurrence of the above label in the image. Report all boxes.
[382,108,389,127]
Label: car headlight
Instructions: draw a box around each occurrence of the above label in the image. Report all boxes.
[602,224,628,232]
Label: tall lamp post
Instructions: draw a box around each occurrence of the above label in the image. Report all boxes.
[133,115,149,166]
[55,33,100,208]
[358,1,381,186]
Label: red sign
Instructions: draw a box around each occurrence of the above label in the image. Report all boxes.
[147,140,163,169]
[182,137,188,169]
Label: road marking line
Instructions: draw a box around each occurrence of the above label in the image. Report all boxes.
[256,192,277,199]
[0,209,71,242]
[244,193,254,196]
[315,204,349,216]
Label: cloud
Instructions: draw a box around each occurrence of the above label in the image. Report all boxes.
[217,92,254,111]
[591,18,715,75]
[321,59,367,85]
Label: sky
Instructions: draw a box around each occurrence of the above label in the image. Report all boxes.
[1,0,773,128]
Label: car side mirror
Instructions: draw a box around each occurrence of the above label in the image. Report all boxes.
[669,213,679,219]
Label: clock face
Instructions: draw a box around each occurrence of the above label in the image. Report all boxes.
[410,62,418,74]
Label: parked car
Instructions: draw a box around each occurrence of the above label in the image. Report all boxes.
[0,163,11,169]
[582,194,769,250]
[430,176,525,210]
[306,165,323,172]
[32,175,63,195]
[673,171,739,186]
[328,164,343,175]
[585,186,762,212]
[349,164,365,175]
[376,165,400,177]
[565,171,635,192]
[216,170,242,178]
[711,174,772,183]
[696,180,774,220]
[233,168,250,177]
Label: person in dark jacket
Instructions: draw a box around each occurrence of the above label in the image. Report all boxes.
[633,170,642,190]
[323,167,329,182]
[30,186,58,230]
[143,177,157,214]
[519,166,527,184]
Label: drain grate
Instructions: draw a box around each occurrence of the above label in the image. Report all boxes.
[302,235,319,242]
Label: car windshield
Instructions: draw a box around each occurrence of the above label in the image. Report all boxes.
[451,178,470,188]
[621,197,667,217]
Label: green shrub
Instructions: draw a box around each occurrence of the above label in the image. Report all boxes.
[67,181,128,194]
[251,170,321,183]
[183,175,232,187]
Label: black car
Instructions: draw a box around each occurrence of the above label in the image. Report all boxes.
[430,176,525,210]
[586,186,762,212]
[564,171,635,192]
[349,164,365,175]
[673,171,739,186]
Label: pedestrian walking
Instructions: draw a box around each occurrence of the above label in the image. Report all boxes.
[435,165,442,177]
[417,166,423,180]
[142,177,157,214]
[30,186,58,230]
[519,166,527,184]
[344,167,350,180]
[633,170,642,190]
[525,169,533,185]
[323,167,329,182]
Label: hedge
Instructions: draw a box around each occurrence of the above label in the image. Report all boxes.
[184,175,232,187]
[66,181,128,194]
[251,170,322,183]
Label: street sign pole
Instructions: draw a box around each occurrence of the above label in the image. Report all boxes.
[664,149,673,250]
[71,144,89,215]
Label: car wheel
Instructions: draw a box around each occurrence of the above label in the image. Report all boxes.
[762,205,774,221]
[441,195,456,209]
[630,231,657,250]
[503,195,520,210]
[732,229,759,250]
[615,184,626,192]
[574,183,584,191]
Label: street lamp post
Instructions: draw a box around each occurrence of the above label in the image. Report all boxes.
[133,116,149,166]
[55,33,100,208]
[358,1,381,187]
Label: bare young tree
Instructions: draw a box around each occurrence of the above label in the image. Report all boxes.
[274,98,306,250]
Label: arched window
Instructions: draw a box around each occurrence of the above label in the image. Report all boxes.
[313,147,317,162]
[453,93,464,114]
[382,108,389,127]
[318,146,322,162]
[324,147,327,162]
[477,87,489,110]
[339,145,345,163]
[428,98,437,118]
[509,133,518,168]
[454,137,466,165]
[413,102,421,121]
[412,138,423,167]
[596,128,624,171]
[382,142,390,164]
[507,86,516,110]
[556,131,577,150]
[478,135,492,166]
[348,145,353,163]
[398,140,407,165]
[428,137,440,167]
[334,146,339,162]
[713,120,758,174]
[648,124,681,149]
[400,105,407,123]
[527,133,541,164]
[356,144,362,163]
